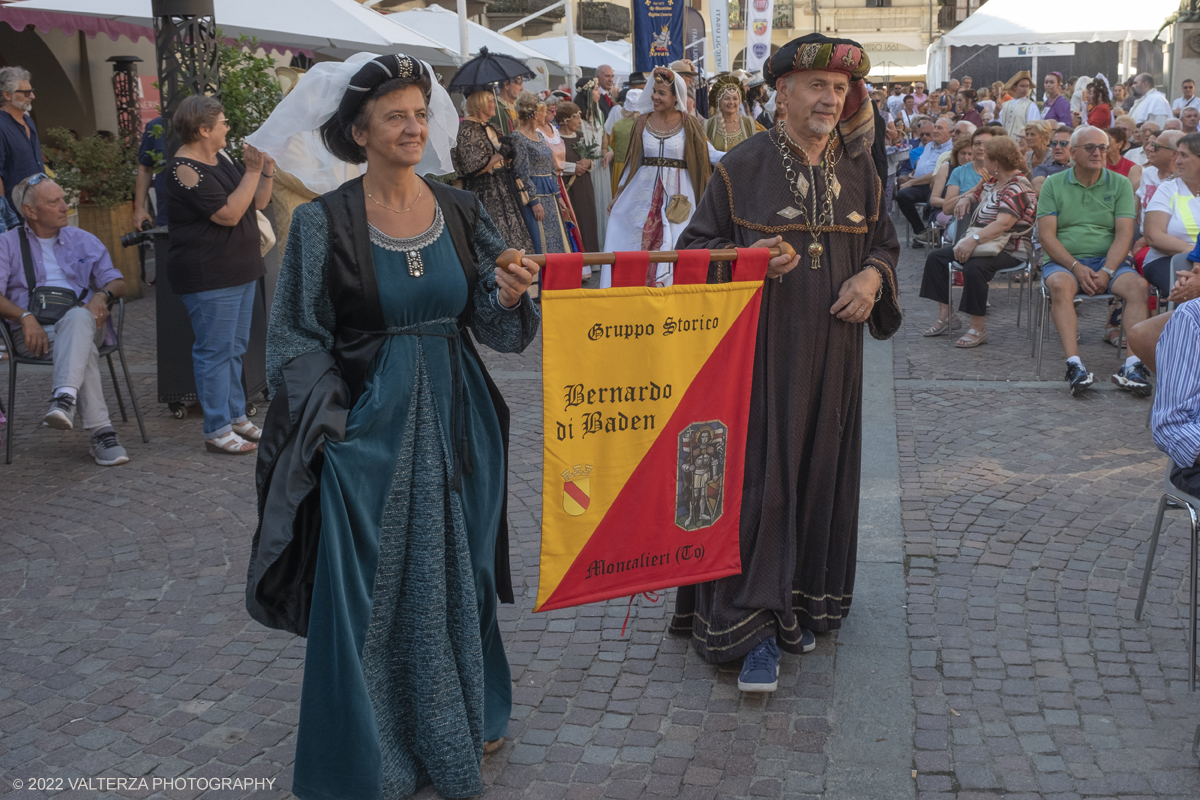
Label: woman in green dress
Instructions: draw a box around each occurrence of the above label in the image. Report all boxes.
[255,54,540,800]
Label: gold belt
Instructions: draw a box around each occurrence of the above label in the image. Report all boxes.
[642,157,686,168]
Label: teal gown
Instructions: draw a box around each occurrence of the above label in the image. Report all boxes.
[268,199,539,800]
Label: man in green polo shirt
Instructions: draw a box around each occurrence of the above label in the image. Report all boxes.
[1038,125,1152,397]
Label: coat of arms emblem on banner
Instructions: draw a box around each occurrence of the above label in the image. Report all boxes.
[562,465,594,516]
[676,421,727,531]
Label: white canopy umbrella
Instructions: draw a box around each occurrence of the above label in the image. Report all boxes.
[2,0,455,64]
[386,5,563,72]
[926,0,1178,84]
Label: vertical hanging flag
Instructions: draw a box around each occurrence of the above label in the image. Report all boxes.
[744,0,775,72]
[633,0,684,72]
[534,250,769,612]
[711,0,731,74]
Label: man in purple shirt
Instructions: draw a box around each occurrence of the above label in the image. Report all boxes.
[0,174,131,465]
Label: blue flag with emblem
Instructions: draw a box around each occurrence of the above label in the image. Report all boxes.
[633,0,683,71]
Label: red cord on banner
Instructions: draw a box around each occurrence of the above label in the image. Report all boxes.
[621,591,662,637]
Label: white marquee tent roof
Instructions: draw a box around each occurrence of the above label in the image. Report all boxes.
[2,0,455,64]
[523,34,627,74]
[385,5,564,72]
[927,0,1179,83]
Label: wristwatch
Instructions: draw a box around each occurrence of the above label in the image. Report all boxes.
[101,289,115,304]
[18,311,31,322]
[971,234,981,242]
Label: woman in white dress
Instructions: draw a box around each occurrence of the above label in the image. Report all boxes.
[602,67,723,287]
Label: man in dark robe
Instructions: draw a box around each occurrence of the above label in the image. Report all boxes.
[670,33,902,692]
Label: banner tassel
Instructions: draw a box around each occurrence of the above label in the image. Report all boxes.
[621,591,661,638]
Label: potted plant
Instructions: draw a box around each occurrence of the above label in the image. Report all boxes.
[45,128,142,298]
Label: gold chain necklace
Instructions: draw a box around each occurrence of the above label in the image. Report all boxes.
[773,123,842,269]
[367,183,424,214]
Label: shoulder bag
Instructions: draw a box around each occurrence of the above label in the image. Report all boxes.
[20,228,77,325]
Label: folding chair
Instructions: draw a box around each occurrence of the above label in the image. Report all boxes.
[1033,271,1126,376]
[1134,461,1200,752]
[0,299,148,464]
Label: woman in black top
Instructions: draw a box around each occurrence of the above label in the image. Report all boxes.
[166,94,274,454]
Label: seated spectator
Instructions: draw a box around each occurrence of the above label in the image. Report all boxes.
[0,174,130,464]
[955,90,982,126]
[1023,121,1054,169]
[1183,106,1200,134]
[912,81,928,107]
[1037,125,1151,397]
[1105,126,1143,193]
[919,136,1036,347]
[1137,129,1183,218]
[896,117,953,246]
[1131,72,1172,128]
[1165,119,1183,131]
[1114,114,1138,150]
[928,136,975,234]
[1032,126,1072,194]
[1126,120,1160,165]
[1041,72,1073,126]
[1150,295,1200,495]
[1129,262,1200,371]
[1142,132,1200,297]
[1085,79,1114,128]
[935,127,995,231]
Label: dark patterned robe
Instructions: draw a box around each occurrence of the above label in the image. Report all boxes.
[669,127,901,662]
[452,119,535,254]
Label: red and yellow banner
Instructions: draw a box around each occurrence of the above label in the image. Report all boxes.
[536,250,767,611]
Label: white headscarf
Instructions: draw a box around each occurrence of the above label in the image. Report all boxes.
[764,90,777,117]
[623,88,643,113]
[245,52,458,195]
[633,70,688,115]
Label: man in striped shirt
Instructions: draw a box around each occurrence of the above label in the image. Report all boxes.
[1152,298,1200,494]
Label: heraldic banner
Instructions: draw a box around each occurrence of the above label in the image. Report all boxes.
[633,0,683,72]
[534,250,768,612]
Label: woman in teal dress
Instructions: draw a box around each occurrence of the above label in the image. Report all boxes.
[259,54,540,800]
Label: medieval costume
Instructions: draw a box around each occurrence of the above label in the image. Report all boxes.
[452,118,536,254]
[489,95,518,137]
[245,54,540,800]
[999,71,1039,139]
[669,35,902,663]
[603,68,724,288]
[576,77,612,249]
[607,89,641,197]
[561,127,600,253]
[511,130,569,255]
[704,74,759,153]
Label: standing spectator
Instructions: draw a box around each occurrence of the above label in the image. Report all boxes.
[134,116,167,229]
[1032,126,1072,194]
[165,95,273,454]
[1142,132,1200,296]
[595,64,616,118]
[1183,106,1200,134]
[1000,71,1039,138]
[919,135,1035,347]
[896,116,954,245]
[897,94,917,132]
[1041,72,1072,126]
[1085,79,1114,128]
[1037,125,1151,397]
[955,90,982,126]
[912,81,928,107]
[961,75,973,91]
[1174,79,1200,117]
[941,78,960,110]
[977,88,996,119]
[0,67,43,219]
[1131,73,1172,127]
[991,80,1008,107]
[886,84,905,117]
[0,175,130,464]
[453,91,536,256]
[1071,75,1089,118]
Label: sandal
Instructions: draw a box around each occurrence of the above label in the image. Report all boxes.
[922,315,962,337]
[204,431,257,454]
[232,420,263,441]
[1104,325,1126,348]
[955,328,988,348]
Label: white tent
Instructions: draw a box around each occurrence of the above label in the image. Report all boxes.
[596,40,633,73]
[523,34,625,73]
[2,0,455,64]
[926,0,1179,85]
[385,5,564,74]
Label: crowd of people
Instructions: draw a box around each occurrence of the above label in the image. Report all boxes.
[882,69,1200,398]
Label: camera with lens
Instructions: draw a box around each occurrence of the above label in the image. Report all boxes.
[121,219,165,248]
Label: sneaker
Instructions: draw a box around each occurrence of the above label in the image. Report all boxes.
[1112,361,1153,398]
[1065,362,1094,397]
[737,636,781,692]
[89,427,129,466]
[915,229,939,244]
[44,393,75,430]
[799,627,817,653]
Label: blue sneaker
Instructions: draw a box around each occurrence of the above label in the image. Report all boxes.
[799,627,817,653]
[738,636,781,692]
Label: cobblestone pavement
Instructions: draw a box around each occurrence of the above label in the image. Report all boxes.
[2,223,1198,799]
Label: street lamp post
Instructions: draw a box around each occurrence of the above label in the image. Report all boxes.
[151,0,220,154]
[107,55,143,147]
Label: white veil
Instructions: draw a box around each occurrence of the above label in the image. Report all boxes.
[633,71,688,115]
[245,52,458,195]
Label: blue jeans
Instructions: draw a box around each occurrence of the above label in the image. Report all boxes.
[181,281,256,438]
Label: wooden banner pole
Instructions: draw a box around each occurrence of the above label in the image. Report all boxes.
[496,243,796,272]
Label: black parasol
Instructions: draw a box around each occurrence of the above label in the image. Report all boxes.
[448,46,535,95]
